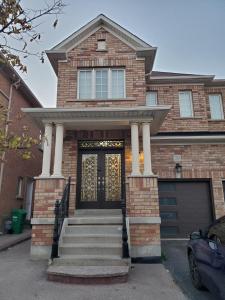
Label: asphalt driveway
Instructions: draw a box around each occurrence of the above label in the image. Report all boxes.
[0,240,187,300]
[162,240,216,300]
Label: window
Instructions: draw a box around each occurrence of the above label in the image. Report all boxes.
[78,70,92,99]
[16,177,23,198]
[160,212,177,220]
[146,91,157,106]
[78,68,125,99]
[97,39,106,51]
[209,94,224,120]
[161,226,178,237]
[179,91,193,117]
[96,69,108,98]
[159,197,177,206]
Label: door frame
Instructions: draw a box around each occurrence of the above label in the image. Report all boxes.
[76,140,125,209]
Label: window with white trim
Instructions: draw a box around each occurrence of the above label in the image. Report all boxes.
[78,68,125,99]
[209,94,224,120]
[146,91,157,106]
[179,91,194,117]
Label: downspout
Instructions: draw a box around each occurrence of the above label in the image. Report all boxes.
[0,79,21,194]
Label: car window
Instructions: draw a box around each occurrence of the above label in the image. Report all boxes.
[208,218,225,245]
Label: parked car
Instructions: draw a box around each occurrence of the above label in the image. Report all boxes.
[187,216,225,300]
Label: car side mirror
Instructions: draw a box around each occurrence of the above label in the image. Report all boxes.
[190,231,202,240]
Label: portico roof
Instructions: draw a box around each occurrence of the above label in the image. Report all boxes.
[22,105,171,135]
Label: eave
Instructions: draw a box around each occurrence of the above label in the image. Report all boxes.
[22,105,171,135]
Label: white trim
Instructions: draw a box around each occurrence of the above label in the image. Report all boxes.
[31,218,55,225]
[151,135,225,145]
[129,216,161,224]
[150,75,215,80]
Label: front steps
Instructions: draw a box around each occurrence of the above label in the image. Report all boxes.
[47,209,129,284]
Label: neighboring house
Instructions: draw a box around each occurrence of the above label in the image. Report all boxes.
[0,59,42,232]
[24,15,225,281]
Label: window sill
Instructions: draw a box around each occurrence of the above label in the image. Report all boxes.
[67,97,136,102]
[172,117,203,120]
[208,119,225,122]
[16,196,23,200]
[96,49,108,52]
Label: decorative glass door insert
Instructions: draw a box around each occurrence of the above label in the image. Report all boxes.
[77,142,124,209]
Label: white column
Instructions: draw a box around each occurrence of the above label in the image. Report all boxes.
[52,123,64,178]
[131,122,141,176]
[40,123,52,177]
[142,122,153,176]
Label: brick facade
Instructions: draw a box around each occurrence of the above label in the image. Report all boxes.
[31,18,225,259]
[0,72,42,228]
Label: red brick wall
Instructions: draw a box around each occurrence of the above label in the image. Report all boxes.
[31,178,65,247]
[56,28,146,108]
[0,73,42,225]
[148,83,225,133]
[151,143,225,218]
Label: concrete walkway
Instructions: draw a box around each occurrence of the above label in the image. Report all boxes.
[0,240,188,300]
[0,229,31,251]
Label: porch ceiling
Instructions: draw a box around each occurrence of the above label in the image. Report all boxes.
[22,105,171,134]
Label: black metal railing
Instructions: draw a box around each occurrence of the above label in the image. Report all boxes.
[51,177,71,259]
[121,199,129,258]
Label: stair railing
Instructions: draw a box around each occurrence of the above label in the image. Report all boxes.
[121,199,130,258]
[51,177,71,259]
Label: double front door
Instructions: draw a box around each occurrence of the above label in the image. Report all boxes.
[77,148,124,209]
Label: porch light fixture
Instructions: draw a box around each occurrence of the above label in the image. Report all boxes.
[175,163,182,178]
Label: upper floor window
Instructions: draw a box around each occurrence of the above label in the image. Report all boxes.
[179,91,193,118]
[146,91,157,106]
[78,68,125,100]
[209,94,224,120]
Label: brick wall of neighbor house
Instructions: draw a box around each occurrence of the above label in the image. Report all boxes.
[0,73,42,226]
[147,84,225,132]
[56,28,146,108]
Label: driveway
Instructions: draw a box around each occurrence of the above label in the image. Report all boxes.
[0,240,187,300]
[162,240,216,300]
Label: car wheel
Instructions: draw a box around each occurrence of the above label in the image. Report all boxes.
[188,251,204,290]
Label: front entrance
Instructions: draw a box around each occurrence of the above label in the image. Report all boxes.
[76,140,125,209]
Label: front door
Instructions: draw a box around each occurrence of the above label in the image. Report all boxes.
[76,141,124,209]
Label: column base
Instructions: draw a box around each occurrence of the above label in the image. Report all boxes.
[130,244,161,258]
[30,245,51,260]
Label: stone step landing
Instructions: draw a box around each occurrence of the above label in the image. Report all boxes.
[47,209,129,284]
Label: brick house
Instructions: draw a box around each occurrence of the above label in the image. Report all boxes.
[24,15,225,281]
[0,59,42,231]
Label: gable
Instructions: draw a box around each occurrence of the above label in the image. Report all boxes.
[69,27,136,57]
[46,14,157,74]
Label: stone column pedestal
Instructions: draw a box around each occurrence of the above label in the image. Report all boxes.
[127,176,161,258]
[30,177,66,259]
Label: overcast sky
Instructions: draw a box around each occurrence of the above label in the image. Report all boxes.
[20,0,225,107]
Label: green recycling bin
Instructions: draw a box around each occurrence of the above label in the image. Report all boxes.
[12,209,27,234]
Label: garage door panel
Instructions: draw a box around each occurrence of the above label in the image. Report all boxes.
[159,181,213,238]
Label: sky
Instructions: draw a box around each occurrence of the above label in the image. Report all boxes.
[19,0,225,107]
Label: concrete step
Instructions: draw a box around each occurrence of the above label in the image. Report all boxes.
[65,225,122,235]
[62,233,121,244]
[74,209,121,216]
[54,255,129,266]
[59,243,122,256]
[47,265,129,284]
[68,215,122,225]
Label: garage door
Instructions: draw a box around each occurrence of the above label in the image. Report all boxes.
[158,181,213,238]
